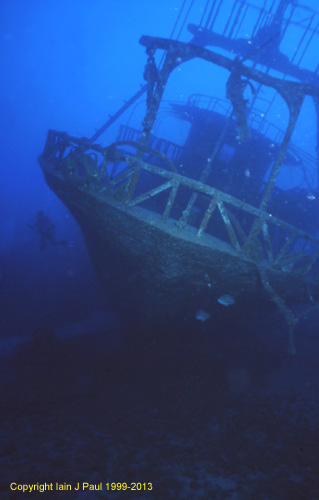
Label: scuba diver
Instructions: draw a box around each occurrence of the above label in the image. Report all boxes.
[27,211,68,250]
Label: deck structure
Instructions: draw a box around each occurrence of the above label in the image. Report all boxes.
[39,0,319,353]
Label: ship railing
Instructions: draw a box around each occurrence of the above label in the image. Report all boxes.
[118,155,319,274]
[187,94,286,144]
[42,130,319,276]
[117,124,183,164]
[195,1,319,72]
[188,94,233,116]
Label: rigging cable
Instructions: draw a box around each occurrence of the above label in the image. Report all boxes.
[291,13,315,65]
[223,0,240,36]
[168,0,188,42]
[199,0,211,27]
[228,0,245,39]
[204,0,217,30]
[209,0,223,31]
[158,0,189,69]
[176,0,196,40]
[90,0,191,142]
[296,16,319,67]
[251,0,268,38]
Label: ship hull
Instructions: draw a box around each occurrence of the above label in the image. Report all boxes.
[39,157,315,334]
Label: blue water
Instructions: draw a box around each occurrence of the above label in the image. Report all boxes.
[1,1,319,498]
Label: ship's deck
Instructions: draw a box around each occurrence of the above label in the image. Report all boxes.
[38,130,319,353]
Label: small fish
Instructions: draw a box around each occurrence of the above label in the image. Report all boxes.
[195,309,210,322]
[217,294,235,307]
[307,193,316,201]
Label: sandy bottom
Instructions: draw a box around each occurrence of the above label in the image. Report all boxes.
[1,329,319,500]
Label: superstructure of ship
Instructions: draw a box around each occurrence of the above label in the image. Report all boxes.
[38,0,319,353]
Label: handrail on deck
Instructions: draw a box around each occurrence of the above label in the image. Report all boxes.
[40,129,319,354]
[42,130,319,276]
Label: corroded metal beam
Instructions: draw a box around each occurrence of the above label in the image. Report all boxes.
[139,35,319,104]
[126,181,172,207]
[124,155,319,244]
[41,130,319,248]
[139,35,318,217]
[162,181,179,223]
[217,201,241,251]
[259,94,305,210]
[197,198,217,237]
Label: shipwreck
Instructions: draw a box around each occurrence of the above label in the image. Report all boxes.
[38,0,319,353]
